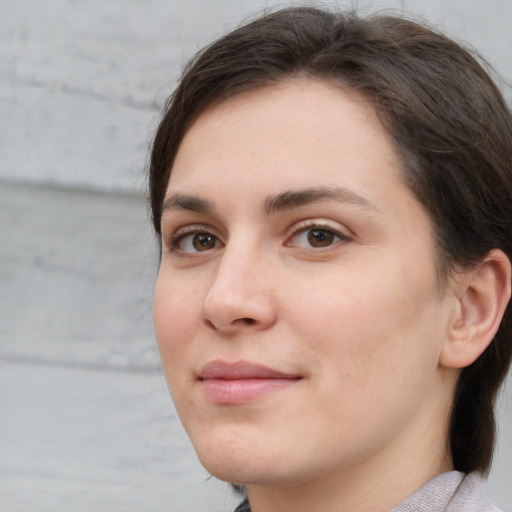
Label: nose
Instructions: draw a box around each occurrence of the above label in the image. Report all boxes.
[201,245,277,334]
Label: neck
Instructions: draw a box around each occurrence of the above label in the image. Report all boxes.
[247,457,452,512]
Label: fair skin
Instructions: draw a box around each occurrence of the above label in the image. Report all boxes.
[153,81,509,512]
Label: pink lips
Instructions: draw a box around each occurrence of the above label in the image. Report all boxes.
[198,360,301,404]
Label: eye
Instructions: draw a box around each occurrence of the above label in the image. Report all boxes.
[305,228,337,247]
[287,223,349,249]
[171,229,222,253]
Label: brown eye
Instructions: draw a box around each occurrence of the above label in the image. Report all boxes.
[172,230,221,253]
[192,233,216,251]
[307,229,336,247]
[287,224,348,250]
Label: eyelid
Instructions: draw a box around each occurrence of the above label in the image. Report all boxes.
[287,219,352,239]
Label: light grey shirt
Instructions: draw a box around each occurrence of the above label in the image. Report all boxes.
[392,471,501,512]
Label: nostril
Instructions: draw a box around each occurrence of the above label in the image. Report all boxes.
[203,316,256,330]
[204,318,217,330]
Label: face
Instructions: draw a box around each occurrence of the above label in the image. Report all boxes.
[154,81,455,489]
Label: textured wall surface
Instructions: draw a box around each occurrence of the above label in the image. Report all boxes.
[1,1,511,511]
[1,0,511,192]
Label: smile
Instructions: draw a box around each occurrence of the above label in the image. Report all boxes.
[197,360,302,404]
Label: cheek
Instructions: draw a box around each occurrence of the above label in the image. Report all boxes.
[153,271,201,380]
[285,260,442,388]
[279,267,444,455]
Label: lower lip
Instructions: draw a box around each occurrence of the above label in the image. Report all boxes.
[200,378,299,404]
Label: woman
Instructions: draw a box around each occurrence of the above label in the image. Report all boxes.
[150,7,512,511]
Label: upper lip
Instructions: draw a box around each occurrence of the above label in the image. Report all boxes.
[198,360,300,380]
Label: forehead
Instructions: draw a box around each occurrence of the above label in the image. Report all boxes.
[168,80,403,196]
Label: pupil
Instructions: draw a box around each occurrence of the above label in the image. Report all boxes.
[308,229,334,247]
[193,233,215,251]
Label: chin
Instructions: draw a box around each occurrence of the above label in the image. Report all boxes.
[197,451,262,485]
[192,434,259,483]
[202,460,297,488]
[190,429,292,486]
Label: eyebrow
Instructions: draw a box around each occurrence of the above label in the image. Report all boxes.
[161,186,378,217]
[161,194,215,215]
[263,186,378,214]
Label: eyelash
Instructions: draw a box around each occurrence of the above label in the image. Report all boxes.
[167,220,351,255]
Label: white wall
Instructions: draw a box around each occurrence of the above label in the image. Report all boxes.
[1,0,511,193]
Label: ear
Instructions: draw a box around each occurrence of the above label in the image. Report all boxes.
[440,250,511,369]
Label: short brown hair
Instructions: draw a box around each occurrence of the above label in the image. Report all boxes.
[149,7,512,473]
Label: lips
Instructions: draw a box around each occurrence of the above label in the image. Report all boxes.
[198,360,301,404]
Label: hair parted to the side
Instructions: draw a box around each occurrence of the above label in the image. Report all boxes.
[149,7,512,474]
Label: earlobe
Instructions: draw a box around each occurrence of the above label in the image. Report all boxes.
[440,250,512,369]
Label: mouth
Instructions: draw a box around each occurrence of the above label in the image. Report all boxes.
[197,360,302,405]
